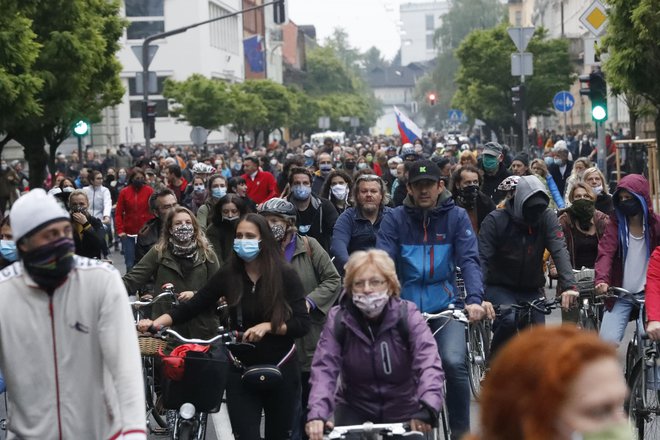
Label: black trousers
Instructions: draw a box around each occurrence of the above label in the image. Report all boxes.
[226,360,301,440]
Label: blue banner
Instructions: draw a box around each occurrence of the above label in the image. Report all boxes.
[243,35,265,73]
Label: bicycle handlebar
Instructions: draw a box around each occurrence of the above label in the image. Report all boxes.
[129,290,178,307]
[422,309,469,324]
[325,422,410,439]
[147,326,246,345]
[495,297,560,316]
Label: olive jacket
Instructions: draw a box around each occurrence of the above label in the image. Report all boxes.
[123,246,221,339]
[289,234,342,372]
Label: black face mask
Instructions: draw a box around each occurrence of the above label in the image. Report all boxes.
[457,185,479,209]
[619,198,642,217]
[523,206,547,225]
[21,237,75,292]
[344,161,356,171]
[132,179,145,189]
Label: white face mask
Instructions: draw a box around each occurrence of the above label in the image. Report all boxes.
[352,291,389,318]
[331,184,348,200]
[593,185,603,195]
[389,169,398,177]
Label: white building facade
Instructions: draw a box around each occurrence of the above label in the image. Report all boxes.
[400,1,451,66]
[100,0,245,147]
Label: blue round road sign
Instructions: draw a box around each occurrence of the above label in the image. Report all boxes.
[553,91,575,113]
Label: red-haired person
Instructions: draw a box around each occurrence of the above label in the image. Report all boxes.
[465,326,629,440]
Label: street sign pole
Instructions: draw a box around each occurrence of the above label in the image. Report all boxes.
[509,27,534,152]
[597,121,607,177]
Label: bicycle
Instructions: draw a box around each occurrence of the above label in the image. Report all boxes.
[130,283,178,434]
[454,267,491,400]
[572,268,600,331]
[325,422,424,439]
[493,296,561,331]
[149,326,246,440]
[603,287,660,439]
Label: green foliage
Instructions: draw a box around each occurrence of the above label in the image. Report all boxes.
[303,46,356,95]
[453,25,572,132]
[416,0,504,128]
[226,86,268,138]
[238,79,293,134]
[2,0,127,188]
[163,74,231,130]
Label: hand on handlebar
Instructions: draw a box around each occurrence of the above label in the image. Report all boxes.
[464,303,485,322]
[410,418,432,433]
[595,283,609,295]
[647,321,660,341]
[305,420,334,440]
[481,301,496,320]
[177,290,194,302]
[560,290,579,311]
[137,319,154,333]
[243,322,272,342]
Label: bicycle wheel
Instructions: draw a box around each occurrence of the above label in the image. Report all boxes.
[626,361,660,439]
[578,309,598,331]
[467,323,489,400]
[143,357,167,429]
[176,420,195,440]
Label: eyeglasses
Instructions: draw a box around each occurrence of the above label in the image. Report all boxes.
[352,278,387,292]
[355,174,381,183]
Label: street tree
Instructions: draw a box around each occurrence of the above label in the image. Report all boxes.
[361,47,389,73]
[303,46,357,95]
[453,25,572,134]
[238,79,294,144]
[324,28,361,72]
[0,1,43,155]
[5,0,126,188]
[603,0,660,146]
[226,85,268,146]
[163,74,232,131]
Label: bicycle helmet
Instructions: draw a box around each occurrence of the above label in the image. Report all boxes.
[258,198,297,222]
[460,143,471,151]
[497,175,521,192]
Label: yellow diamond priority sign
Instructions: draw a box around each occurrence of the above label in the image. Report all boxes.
[580,0,608,36]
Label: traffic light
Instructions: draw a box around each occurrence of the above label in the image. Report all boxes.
[589,70,607,122]
[273,0,286,24]
[142,101,157,139]
[511,84,525,120]
[71,120,89,137]
[579,74,591,97]
[428,93,436,106]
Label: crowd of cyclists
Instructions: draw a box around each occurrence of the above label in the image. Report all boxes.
[0,132,657,439]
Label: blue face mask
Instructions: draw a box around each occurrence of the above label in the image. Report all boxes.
[554,158,565,166]
[233,239,261,262]
[304,158,314,167]
[0,240,17,262]
[212,187,227,199]
[544,156,554,166]
[292,185,312,200]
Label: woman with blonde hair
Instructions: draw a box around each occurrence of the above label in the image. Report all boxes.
[530,158,564,210]
[124,206,220,339]
[459,150,477,168]
[306,249,444,439]
[465,326,628,440]
[563,157,592,205]
[583,166,613,215]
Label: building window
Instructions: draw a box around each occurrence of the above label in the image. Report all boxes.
[209,2,239,54]
[125,0,165,40]
[426,34,435,50]
[127,75,169,119]
[425,14,434,31]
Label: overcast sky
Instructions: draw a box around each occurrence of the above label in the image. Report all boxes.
[288,0,405,60]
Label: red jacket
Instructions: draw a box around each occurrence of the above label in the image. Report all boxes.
[646,247,660,320]
[242,170,278,204]
[595,174,660,290]
[115,184,154,235]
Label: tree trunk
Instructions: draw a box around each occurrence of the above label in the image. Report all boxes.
[629,112,638,140]
[15,131,48,189]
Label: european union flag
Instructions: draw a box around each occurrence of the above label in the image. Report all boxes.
[243,35,265,73]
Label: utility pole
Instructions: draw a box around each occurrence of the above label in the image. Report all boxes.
[140,0,284,157]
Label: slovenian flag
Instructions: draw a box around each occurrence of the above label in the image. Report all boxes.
[394,106,422,144]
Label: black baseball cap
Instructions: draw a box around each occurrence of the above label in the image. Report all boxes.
[408,160,441,184]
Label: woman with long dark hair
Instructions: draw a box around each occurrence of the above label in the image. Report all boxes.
[320,170,353,215]
[138,213,310,439]
[205,194,249,263]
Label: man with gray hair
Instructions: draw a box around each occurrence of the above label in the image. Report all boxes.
[548,140,574,196]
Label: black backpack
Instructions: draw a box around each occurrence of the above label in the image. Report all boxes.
[332,300,410,347]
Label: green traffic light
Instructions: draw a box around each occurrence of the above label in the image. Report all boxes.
[592,105,607,122]
[72,120,89,137]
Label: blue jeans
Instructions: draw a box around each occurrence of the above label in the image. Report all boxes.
[121,235,136,272]
[599,293,644,345]
[485,285,546,358]
[428,316,469,440]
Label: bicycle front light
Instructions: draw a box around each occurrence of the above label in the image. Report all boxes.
[179,402,196,420]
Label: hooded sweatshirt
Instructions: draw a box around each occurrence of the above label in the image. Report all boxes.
[595,174,660,289]
[479,175,576,291]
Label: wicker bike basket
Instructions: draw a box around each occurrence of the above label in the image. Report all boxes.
[137,334,168,357]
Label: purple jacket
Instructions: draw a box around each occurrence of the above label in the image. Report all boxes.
[307,297,444,423]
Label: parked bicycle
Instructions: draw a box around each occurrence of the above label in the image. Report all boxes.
[602,286,660,439]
